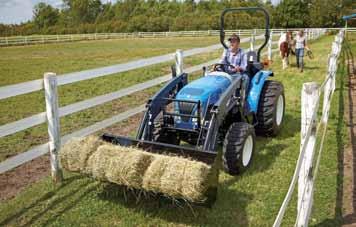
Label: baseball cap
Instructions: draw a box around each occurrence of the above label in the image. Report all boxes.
[228,34,240,42]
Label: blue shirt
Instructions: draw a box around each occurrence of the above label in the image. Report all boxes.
[220,48,247,71]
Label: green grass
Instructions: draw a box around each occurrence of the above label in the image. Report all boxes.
[0,34,352,226]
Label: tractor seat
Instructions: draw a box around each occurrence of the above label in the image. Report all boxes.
[246,51,263,77]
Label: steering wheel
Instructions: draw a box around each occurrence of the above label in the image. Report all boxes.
[213,63,236,73]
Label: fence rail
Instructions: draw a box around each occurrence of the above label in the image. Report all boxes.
[0,29,325,181]
[0,28,340,47]
[273,29,344,227]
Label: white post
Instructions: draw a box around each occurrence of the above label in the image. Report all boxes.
[5,37,8,45]
[297,82,319,227]
[44,72,63,183]
[268,30,273,61]
[250,29,255,51]
[175,49,183,76]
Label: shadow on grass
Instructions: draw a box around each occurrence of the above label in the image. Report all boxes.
[277,113,300,139]
[97,176,253,226]
[0,174,94,227]
[247,113,299,174]
[341,34,356,226]
[314,36,354,227]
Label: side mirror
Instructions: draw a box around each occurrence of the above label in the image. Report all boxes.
[202,66,208,76]
[171,65,177,78]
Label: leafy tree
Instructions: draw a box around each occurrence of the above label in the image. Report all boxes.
[63,0,102,24]
[273,0,311,28]
[33,3,59,30]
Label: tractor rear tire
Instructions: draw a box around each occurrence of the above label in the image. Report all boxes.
[255,80,285,136]
[222,122,256,175]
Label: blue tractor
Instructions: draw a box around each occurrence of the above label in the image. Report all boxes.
[102,7,285,201]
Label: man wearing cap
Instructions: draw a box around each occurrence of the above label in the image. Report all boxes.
[220,34,247,74]
[220,34,249,108]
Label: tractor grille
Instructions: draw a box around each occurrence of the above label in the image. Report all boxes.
[179,102,195,122]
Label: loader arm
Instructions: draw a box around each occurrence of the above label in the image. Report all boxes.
[203,75,243,152]
[137,73,188,141]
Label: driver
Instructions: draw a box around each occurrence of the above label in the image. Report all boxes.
[220,34,250,111]
[220,34,247,74]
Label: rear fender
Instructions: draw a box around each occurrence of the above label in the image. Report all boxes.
[246,70,273,113]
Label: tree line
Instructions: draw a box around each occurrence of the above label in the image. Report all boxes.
[0,0,354,37]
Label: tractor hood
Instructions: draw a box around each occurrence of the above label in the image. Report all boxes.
[176,74,231,104]
[175,74,232,128]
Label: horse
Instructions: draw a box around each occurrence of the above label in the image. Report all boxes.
[279,31,293,69]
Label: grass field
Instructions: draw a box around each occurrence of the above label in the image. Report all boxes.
[0,33,353,226]
[0,34,256,162]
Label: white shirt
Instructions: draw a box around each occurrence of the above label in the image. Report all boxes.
[295,34,307,49]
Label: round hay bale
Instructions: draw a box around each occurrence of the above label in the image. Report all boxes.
[86,145,117,180]
[59,136,103,172]
[105,146,153,188]
[60,135,217,203]
[142,154,212,202]
[181,162,211,202]
[159,157,186,198]
[142,156,169,192]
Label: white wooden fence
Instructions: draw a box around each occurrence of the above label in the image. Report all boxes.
[0,28,338,47]
[273,29,345,227]
[0,28,325,183]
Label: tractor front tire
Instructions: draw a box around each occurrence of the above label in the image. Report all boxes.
[255,80,285,136]
[222,122,256,175]
[153,117,180,145]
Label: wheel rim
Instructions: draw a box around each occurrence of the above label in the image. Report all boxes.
[242,135,253,167]
[276,95,284,126]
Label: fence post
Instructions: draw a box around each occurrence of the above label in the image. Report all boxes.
[322,56,334,124]
[44,72,63,183]
[5,37,8,45]
[175,49,183,76]
[297,82,319,227]
[268,30,273,61]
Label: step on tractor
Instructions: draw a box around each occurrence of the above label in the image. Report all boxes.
[101,7,285,204]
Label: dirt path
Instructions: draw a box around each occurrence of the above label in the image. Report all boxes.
[0,113,142,202]
[342,47,356,226]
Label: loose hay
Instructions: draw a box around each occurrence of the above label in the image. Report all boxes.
[60,136,218,203]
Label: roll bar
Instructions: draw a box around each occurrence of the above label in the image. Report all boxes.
[220,7,270,62]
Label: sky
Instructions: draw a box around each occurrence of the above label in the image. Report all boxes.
[0,0,281,25]
[0,0,115,24]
